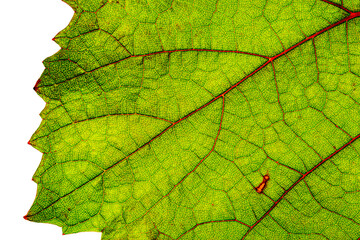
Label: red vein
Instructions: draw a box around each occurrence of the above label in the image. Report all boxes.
[268,11,359,62]
[30,112,174,143]
[177,219,251,240]
[36,49,269,89]
[241,133,360,239]
[320,0,352,14]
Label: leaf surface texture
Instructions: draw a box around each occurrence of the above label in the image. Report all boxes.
[26,0,360,239]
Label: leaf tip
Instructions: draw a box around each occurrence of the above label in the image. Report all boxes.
[33,79,41,91]
[23,215,28,220]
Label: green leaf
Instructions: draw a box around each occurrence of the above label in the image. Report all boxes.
[26,0,360,239]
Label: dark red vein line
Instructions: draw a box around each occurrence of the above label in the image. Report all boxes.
[151,221,176,240]
[269,11,360,62]
[135,49,269,59]
[28,10,360,219]
[241,133,360,239]
[35,49,269,89]
[265,155,304,176]
[177,219,251,240]
[320,0,352,14]
[30,112,174,142]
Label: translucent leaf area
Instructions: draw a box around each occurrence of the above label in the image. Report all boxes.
[26,0,360,239]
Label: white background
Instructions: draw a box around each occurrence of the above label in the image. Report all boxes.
[0,0,100,239]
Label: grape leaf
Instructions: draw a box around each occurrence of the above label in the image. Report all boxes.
[25,0,360,239]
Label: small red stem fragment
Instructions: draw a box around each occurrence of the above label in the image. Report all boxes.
[255,174,270,194]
